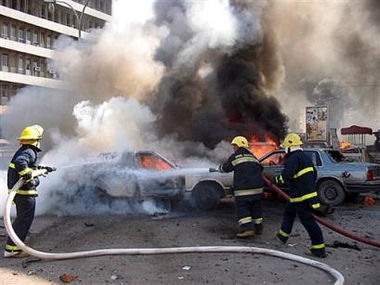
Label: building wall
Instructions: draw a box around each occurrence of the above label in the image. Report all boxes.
[0,0,112,106]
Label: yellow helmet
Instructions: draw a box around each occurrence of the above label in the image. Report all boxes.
[282,133,302,149]
[231,136,249,148]
[19,125,44,140]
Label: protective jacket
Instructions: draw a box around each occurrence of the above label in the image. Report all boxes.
[220,147,264,199]
[275,149,320,208]
[7,144,40,195]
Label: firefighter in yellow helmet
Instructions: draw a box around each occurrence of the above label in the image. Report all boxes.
[273,133,326,258]
[4,125,55,258]
[210,136,264,238]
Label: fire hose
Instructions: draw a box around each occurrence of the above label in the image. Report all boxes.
[3,171,345,285]
[263,176,380,248]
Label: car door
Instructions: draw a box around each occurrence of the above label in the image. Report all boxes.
[260,150,286,181]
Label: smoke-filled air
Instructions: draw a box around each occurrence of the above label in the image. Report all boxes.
[1,0,379,216]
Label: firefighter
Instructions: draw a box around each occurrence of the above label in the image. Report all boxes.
[273,133,327,258]
[211,136,264,238]
[4,125,55,258]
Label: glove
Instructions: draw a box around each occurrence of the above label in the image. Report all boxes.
[39,166,57,172]
[22,172,37,187]
[209,167,219,173]
[21,172,33,182]
[273,175,284,184]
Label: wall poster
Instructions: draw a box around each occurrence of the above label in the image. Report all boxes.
[306,106,328,141]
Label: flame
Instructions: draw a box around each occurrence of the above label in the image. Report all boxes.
[340,140,351,149]
[138,155,172,171]
[249,135,278,158]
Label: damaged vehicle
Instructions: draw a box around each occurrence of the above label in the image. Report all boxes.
[184,171,233,210]
[63,150,233,211]
[259,148,380,206]
[64,151,185,207]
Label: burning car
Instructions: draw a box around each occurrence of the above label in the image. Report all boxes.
[63,151,185,205]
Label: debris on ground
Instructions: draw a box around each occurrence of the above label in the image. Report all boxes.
[327,241,361,251]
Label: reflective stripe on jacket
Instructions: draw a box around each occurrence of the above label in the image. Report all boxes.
[7,145,40,195]
[280,150,319,207]
[219,147,263,198]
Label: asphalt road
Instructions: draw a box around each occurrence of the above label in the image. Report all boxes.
[0,195,379,285]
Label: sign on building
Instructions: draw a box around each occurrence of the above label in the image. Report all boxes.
[306,106,328,142]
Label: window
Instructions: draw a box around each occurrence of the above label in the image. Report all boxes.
[54,7,60,23]
[61,10,66,25]
[26,29,32,44]
[305,151,321,166]
[41,5,46,19]
[11,0,19,9]
[65,12,69,26]
[9,54,16,72]
[40,32,45,47]
[1,23,9,38]
[1,53,9,71]
[39,62,45,76]
[0,85,10,105]
[137,154,173,170]
[18,27,25,42]
[46,35,51,48]
[48,6,54,20]
[25,59,31,75]
[33,31,38,45]
[20,0,27,13]
[18,56,24,73]
[11,25,16,40]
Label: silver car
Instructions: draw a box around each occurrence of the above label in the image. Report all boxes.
[259,148,380,206]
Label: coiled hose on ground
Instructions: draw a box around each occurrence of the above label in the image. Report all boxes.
[4,174,345,285]
[262,176,380,248]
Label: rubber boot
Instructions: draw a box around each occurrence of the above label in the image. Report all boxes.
[274,231,288,245]
[305,247,327,258]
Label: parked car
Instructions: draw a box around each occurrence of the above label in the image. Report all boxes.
[259,148,380,206]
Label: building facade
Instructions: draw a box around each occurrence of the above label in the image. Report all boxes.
[0,0,112,113]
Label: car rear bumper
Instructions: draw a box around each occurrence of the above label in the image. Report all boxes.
[346,183,380,193]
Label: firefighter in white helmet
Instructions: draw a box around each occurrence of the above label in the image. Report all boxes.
[4,125,55,258]
[273,133,326,258]
[210,136,264,238]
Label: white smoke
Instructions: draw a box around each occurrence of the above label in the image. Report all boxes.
[1,0,379,216]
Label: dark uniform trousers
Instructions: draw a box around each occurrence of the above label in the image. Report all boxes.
[280,200,324,247]
[5,195,36,252]
[235,195,263,233]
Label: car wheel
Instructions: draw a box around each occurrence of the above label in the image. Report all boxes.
[317,180,345,206]
[192,183,221,210]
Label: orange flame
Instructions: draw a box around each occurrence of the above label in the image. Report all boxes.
[138,156,172,171]
[340,140,351,149]
[249,135,279,158]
